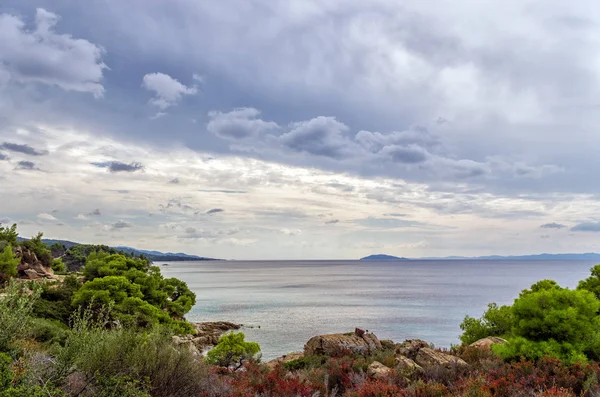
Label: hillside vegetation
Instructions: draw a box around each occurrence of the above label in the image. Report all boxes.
[3,222,600,396]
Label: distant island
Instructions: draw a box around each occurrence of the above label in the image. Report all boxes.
[360,254,408,261]
[361,252,600,261]
[18,237,218,262]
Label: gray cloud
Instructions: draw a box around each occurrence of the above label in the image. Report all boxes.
[571,222,600,232]
[90,209,101,216]
[15,160,37,170]
[0,8,107,97]
[379,144,429,164]
[111,220,132,229]
[0,153,6,160]
[0,142,47,156]
[325,219,339,224]
[279,116,352,158]
[207,108,279,140]
[92,161,144,173]
[207,208,224,214]
[169,178,180,184]
[541,222,567,229]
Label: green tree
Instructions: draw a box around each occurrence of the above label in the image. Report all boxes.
[205,332,261,370]
[577,264,600,300]
[493,281,600,363]
[0,225,18,246]
[459,303,513,345]
[0,245,19,279]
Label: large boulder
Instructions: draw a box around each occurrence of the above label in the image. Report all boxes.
[304,332,382,357]
[469,337,507,350]
[415,347,468,369]
[191,321,241,349]
[367,361,392,380]
[395,339,431,360]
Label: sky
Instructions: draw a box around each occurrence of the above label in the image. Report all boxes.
[1,0,600,260]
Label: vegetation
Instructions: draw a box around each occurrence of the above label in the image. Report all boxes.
[5,222,600,395]
[205,332,261,370]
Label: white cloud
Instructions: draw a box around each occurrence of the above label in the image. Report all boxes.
[142,72,198,109]
[0,8,107,97]
[37,213,57,221]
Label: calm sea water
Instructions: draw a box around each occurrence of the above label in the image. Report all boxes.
[161,260,597,360]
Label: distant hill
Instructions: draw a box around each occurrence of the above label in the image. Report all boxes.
[18,237,218,262]
[360,254,408,261]
[364,252,600,261]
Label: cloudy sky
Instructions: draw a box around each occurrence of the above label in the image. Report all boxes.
[1,0,599,260]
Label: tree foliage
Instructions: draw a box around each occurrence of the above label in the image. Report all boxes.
[462,275,600,364]
[459,303,512,345]
[205,332,261,370]
[0,224,18,247]
[0,245,19,279]
[74,253,195,333]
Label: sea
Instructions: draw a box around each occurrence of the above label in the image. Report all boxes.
[160,259,598,360]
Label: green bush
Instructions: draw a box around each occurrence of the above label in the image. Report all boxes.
[0,353,13,392]
[33,276,82,324]
[50,259,66,274]
[464,278,600,363]
[0,280,40,352]
[205,332,261,370]
[0,245,18,279]
[0,385,65,397]
[459,303,512,345]
[29,318,69,346]
[51,311,209,397]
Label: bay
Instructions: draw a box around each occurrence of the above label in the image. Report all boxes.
[161,260,597,360]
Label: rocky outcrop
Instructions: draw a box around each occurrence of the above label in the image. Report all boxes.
[395,356,423,376]
[415,347,468,369]
[266,352,304,369]
[172,321,241,354]
[367,361,393,380]
[191,321,241,347]
[469,337,507,350]
[14,246,55,280]
[395,339,431,360]
[304,332,382,357]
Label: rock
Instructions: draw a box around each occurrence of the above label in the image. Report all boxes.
[266,352,304,369]
[23,269,42,280]
[367,361,392,380]
[394,355,423,376]
[469,337,507,350]
[193,321,241,336]
[172,335,201,356]
[304,332,382,357]
[380,339,395,350]
[395,339,430,360]
[415,347,468,369]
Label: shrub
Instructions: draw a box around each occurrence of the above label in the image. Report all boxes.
[459,303,512,345]
[21,233,53,269]
[0,245,18,279]
[205,332,261,370]
[50,310,210,397]
[50,259,66,274]
[33,276,82,324]
[0,353,13,392]
[0,280,40,352]
[29,318,69,346]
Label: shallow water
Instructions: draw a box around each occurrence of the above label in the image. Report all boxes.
[161,260,596,360]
